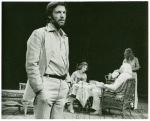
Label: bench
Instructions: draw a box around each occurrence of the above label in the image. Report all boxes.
[2,83,34,116]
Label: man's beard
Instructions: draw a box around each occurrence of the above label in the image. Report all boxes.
[51,18,66,29]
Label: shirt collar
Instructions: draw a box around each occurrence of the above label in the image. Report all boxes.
[45,22,67,37]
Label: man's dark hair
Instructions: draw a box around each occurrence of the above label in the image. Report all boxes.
[46,2,67,23]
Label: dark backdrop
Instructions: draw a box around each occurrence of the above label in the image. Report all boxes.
[2,2,148,95]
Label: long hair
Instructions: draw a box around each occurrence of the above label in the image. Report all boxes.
[76,62,88,71]
[46,2,67,23]
[125,48,135,60]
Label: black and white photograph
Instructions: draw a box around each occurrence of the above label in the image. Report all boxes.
[1,0,148,119]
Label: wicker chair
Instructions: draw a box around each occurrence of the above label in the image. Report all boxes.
[102,78,135,118]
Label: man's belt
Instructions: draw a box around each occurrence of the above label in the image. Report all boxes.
[44,74,67,80]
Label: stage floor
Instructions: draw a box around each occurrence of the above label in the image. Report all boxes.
[2,98,148,119]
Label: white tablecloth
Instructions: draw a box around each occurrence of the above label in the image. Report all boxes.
[68,83,102,107]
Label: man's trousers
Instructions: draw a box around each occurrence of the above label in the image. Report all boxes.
[34,76,69,119]
[91,88,101,111]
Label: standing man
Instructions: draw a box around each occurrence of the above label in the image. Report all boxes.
[24,2,70,119]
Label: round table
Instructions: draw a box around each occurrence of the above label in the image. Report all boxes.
[68,83,102,108]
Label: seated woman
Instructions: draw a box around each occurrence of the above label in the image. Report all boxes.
[91,62,132,115]
[67,62,88,113]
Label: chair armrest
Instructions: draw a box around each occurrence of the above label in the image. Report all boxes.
[104,75,109,80]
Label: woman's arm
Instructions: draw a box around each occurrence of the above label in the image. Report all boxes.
[132,57,140,72]
[70,72,77,84]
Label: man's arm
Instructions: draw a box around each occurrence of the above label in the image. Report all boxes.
[26,30,43,94]
[103,75,124,91]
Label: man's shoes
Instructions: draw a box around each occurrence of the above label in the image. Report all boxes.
[68,105,74,114]
[90,110,99,115]
[69,109,74,113]
[130,107,136,110]
[90,107,96,112]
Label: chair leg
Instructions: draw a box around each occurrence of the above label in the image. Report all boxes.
[18,106,21,112]
[129,108,131,115]
[122,106,125,119]
[86,99,91,113]
[23,105,28,117]
[99,108,102,116]
[122,110,125,119]
[129,103,132,115]
[77,100,83,113]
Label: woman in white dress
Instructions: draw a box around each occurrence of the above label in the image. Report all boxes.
[123,48,140,109]
[67,62,88,113]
